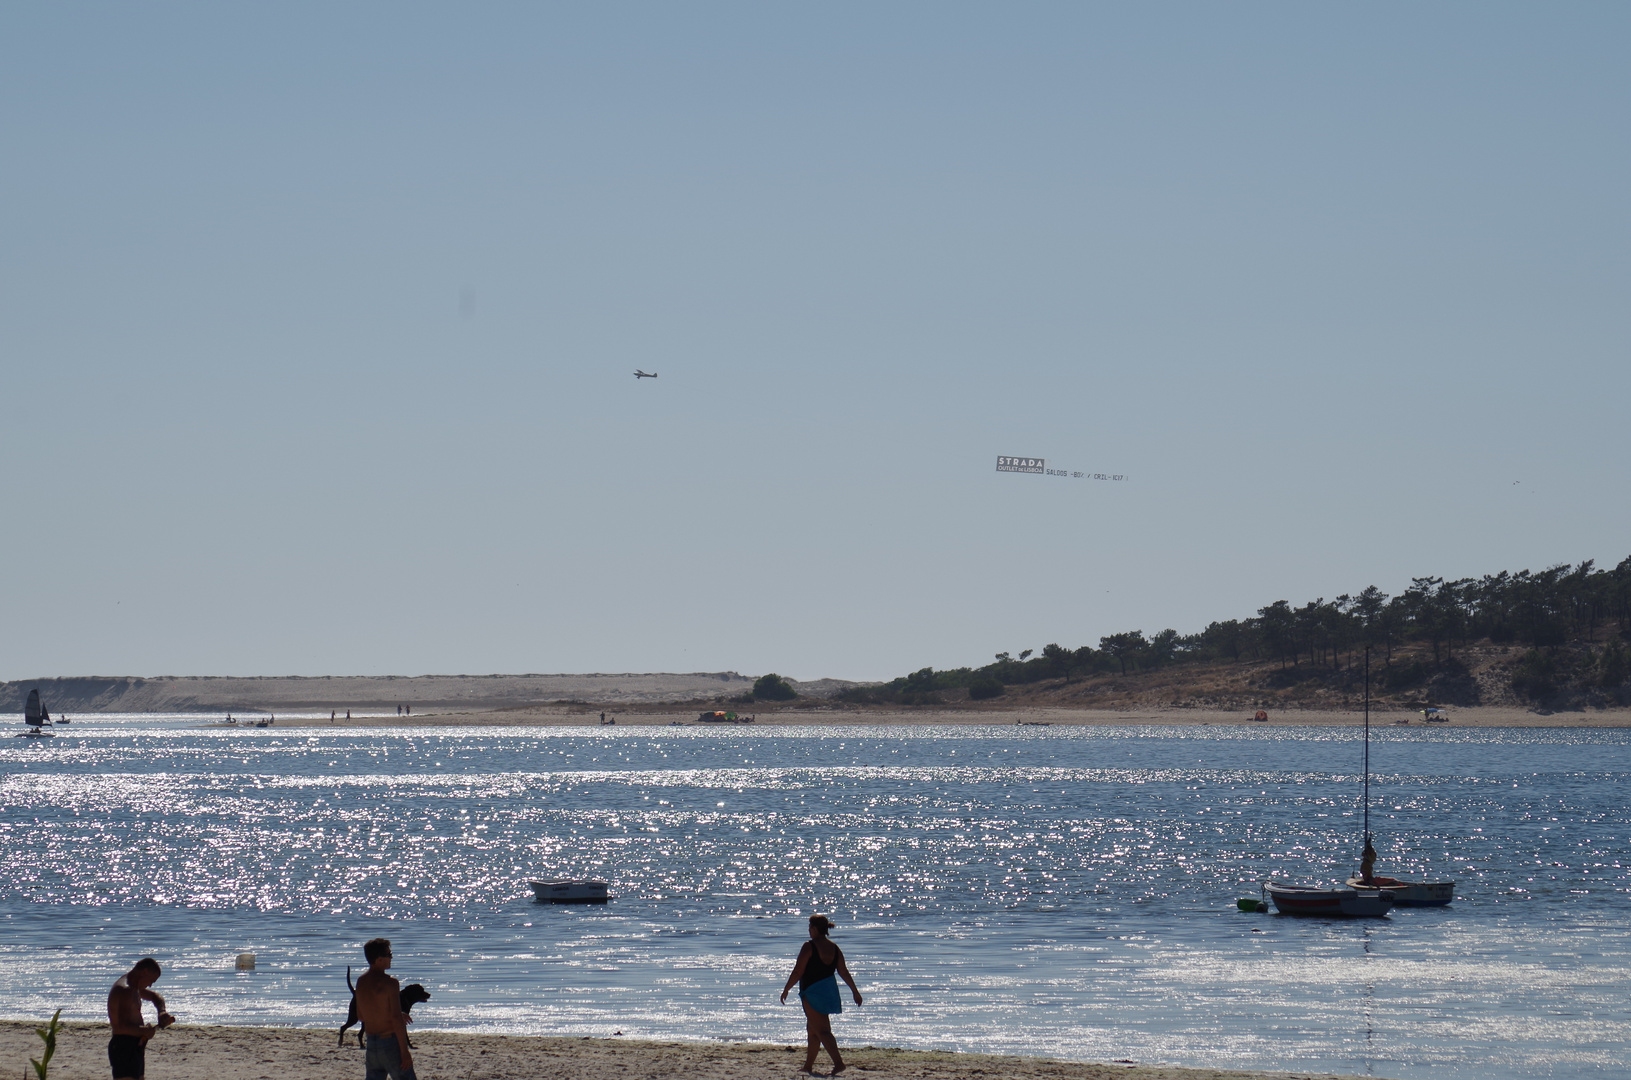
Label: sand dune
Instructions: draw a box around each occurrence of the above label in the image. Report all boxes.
[0,673,777,713]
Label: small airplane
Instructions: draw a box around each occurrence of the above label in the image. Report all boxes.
[633,369,657,379]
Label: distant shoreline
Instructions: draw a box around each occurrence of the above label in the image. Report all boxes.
[8,671,1629,728]
[11,650,1628,721]
[0,1021,1390,1080]
[228,704,1631,729]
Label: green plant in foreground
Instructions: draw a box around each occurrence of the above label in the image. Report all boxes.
[30,1009,62,1080]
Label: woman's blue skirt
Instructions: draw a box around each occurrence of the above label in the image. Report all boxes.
[800,974,842,1015]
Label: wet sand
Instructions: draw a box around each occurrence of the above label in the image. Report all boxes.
[248,704,1631,729]
[1,1021,1387,1080]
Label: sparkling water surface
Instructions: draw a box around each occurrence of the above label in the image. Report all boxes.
[3,718,1627,1079]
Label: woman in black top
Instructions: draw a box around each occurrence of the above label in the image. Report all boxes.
[780,914,863,1074]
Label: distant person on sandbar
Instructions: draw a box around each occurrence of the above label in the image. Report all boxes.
[356,937,417,1080]
[780,914,862,1075]
[108,956,174,1080]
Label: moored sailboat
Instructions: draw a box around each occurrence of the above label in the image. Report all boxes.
[1345,647,1456,906]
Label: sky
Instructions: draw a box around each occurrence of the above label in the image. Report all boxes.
[3,2,1628,682]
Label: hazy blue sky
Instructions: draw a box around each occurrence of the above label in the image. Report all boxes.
[4,3,1627,682]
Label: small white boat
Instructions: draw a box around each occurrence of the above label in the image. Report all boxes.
[1266,881,1394,917]
[529,879,611,904]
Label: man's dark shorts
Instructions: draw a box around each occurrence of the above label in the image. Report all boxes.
[364,1033,418,1080]
[108,1034,145,1079]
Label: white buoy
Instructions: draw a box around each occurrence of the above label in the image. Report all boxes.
[235,953,256,970]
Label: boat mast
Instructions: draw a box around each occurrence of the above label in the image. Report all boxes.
[1360,646,1376,881]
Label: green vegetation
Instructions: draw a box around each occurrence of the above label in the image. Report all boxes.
[751,673,798,701]
[1595,637,1631,689]
[842,556,1631,708]
[967,671,1006,700]
[31,1010,62,1080]
[1510,650,1558,702]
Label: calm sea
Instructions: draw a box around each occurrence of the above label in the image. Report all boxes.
[2,717,1627,1079]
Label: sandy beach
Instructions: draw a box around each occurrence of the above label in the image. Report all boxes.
[251,704,1631,729]
[2,1021,1387,1080]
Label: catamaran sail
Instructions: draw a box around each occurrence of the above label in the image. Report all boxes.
[16,688,56,737]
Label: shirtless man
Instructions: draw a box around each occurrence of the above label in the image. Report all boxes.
[355,938,416,1080]
[107,957,174,1080]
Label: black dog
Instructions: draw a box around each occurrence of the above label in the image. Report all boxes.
[339,966,431,1048]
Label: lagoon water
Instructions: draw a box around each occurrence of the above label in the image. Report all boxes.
[2,718,1628,1079]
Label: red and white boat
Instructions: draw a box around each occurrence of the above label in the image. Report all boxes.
[1265,881,1395,918]
[1343,875,1455,906]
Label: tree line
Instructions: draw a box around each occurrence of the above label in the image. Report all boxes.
[840,555,1631,705]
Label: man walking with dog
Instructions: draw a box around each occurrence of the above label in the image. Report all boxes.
[356,938,417,1080]
[108,956,174,1080]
